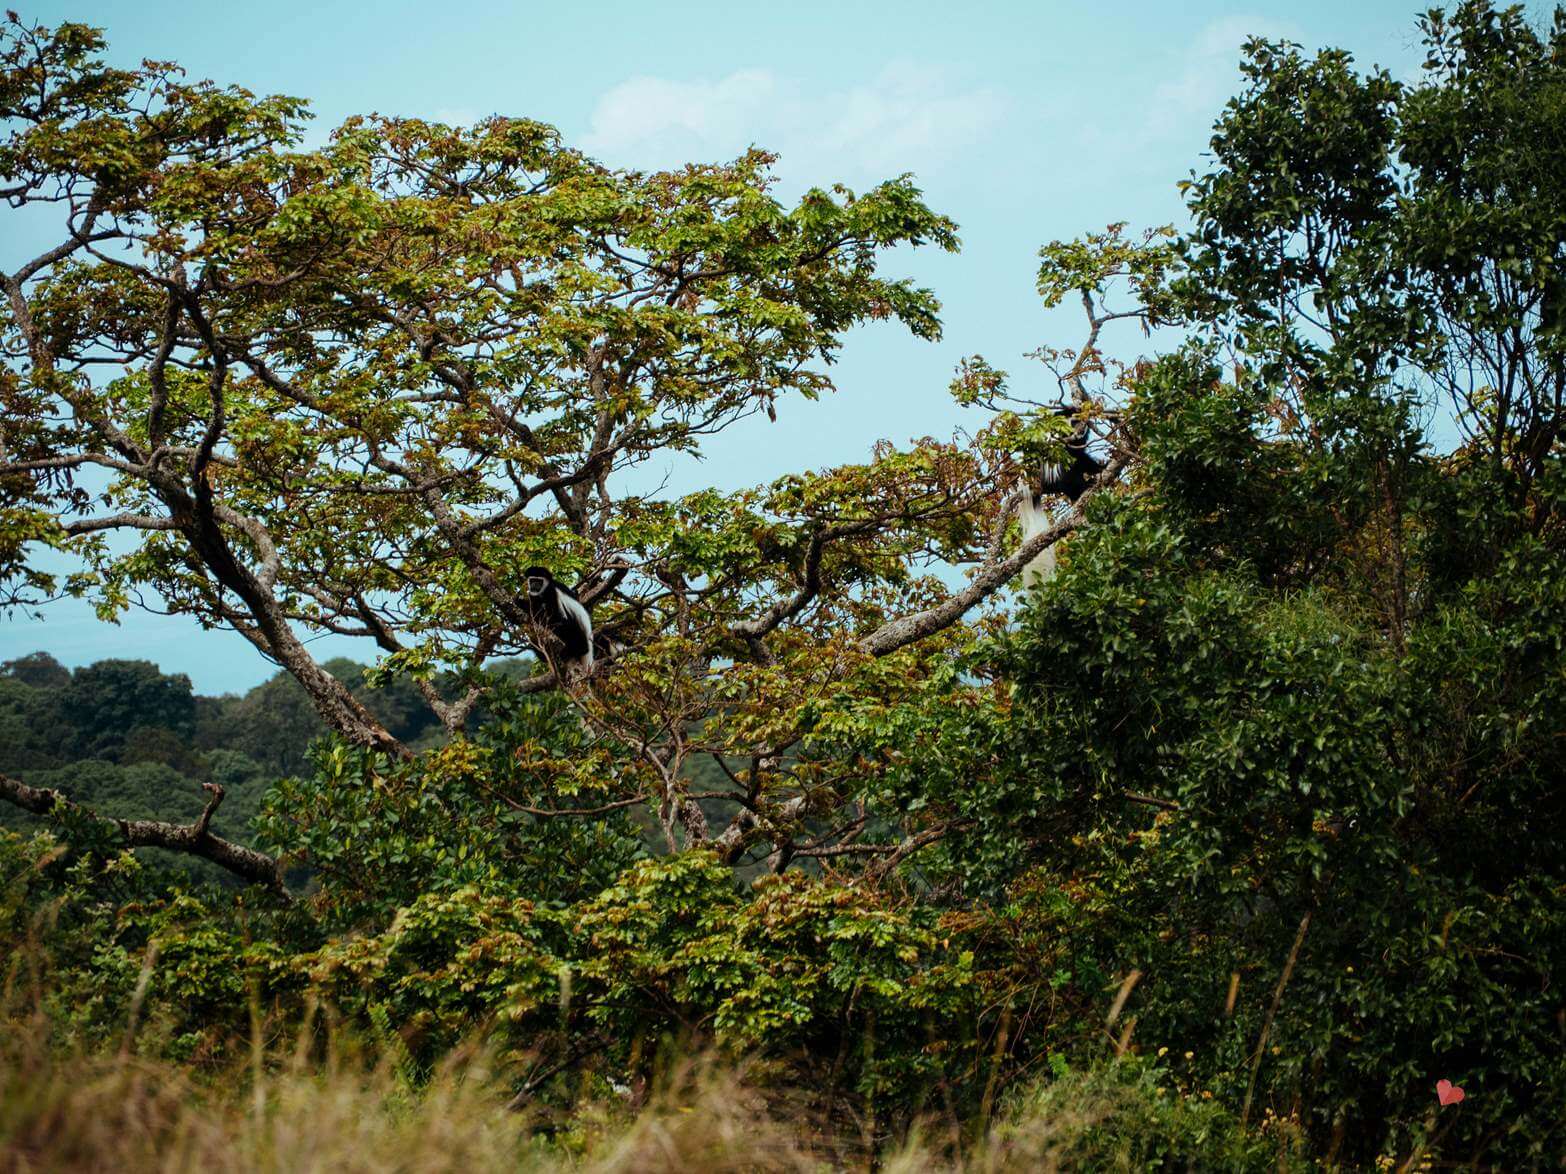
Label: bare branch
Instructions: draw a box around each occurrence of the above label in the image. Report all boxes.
[868,821,962,878]
[1123,792,1181,812]
[730,518,879,644]
[62,513,178,535]
[496,795,647,818]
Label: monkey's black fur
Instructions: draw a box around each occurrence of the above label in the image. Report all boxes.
[1037,406,1105,503]
[521,566,594,674]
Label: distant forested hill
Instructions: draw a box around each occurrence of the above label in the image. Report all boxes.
[0,651,487,865]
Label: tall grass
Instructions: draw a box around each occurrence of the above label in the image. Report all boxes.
[0,1010,1305,1173]
[1,1003,869,1174]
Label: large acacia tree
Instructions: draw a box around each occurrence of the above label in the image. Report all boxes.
[0,18,1148,880]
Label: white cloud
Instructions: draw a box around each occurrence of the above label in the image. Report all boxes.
[431,107,483,128]
[1146,14,1303,138]
[580,63,1005,187]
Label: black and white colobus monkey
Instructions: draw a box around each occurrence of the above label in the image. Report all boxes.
[1018,405,1106,587]
[1038,405,1106,503]
[522,566,595,679]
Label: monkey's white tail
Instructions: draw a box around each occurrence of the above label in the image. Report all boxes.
[556,591,595,679]
[1017,481,1059,588]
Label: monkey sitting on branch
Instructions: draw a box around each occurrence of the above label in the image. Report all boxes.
[1017,404,1108,587]
[521,566,595,680]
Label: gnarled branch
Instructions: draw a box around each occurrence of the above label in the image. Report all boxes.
[0,772,289,897]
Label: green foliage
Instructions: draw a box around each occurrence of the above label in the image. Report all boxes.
[978,1057,1308,1172]
[0,830,292,1054]
[5,4,1566,1169]
[257,690,644,927]
[300,885,568,1066]
[1036,222,1179,323]
[57,659,197,753]
[1129,347,1326,580]
[0,672,67,772]
[298,850,985,1111]
[1,651,69,689]
[987,511,1566,1159]
[214,671,332,779]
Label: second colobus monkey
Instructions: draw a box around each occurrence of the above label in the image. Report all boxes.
[522,566,595,679]
[1039,405,1106,503]
[1018,406,1106,587]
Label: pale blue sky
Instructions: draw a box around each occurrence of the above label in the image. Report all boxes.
[5,0,1426,692]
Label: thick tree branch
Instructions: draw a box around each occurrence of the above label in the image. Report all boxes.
[62,512,179,535]
[0,772,289,897]
[156,330,404,758]
[712,793,809,864]
[858,456,1128,657]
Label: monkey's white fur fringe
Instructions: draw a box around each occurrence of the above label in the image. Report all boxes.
[1017,480,1059,588]
[557,590,595,677]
